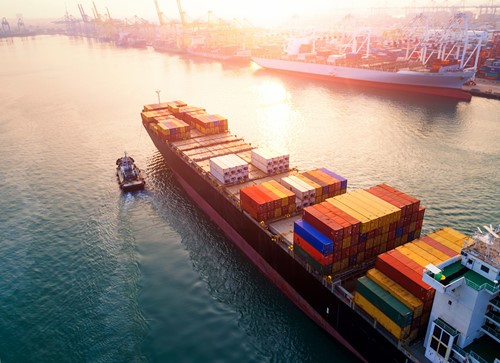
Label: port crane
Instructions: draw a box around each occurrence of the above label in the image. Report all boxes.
[78,4,90,23]
[17,16,26,33]
[153,0,167,26]
[1,17,10,34]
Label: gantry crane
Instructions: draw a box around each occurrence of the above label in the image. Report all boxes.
[153,0,167,26]
[1,17,10,34]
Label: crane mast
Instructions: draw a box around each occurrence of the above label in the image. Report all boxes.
[176,0,186,27]
[153,0,166,26]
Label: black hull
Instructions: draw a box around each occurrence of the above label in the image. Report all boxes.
[145,127,412,363]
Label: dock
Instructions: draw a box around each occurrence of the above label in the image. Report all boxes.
[463,79,500,100]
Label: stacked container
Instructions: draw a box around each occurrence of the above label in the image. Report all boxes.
[155,116,191,142]
[251,147,290,174]
[165,100,188,113]
[365,268,424,341]
[354,276,413,340]
[280,175,317,208]
[295,184,424,274]
[140,109,172,124]
[209,154,248,184]
[142,102,175,112]
[188,113,229,134]
[300,168,347,203]
[373,227,470,340]
[240,180,296,222]
[365,184,425,249]
[293,219,334,275]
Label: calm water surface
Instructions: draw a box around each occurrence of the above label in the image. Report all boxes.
[0,35,498,362]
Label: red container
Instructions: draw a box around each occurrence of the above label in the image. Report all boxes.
[420,236,457,258]
[376,253,433,301]
[388,250,423,274]
[294,234,334,265]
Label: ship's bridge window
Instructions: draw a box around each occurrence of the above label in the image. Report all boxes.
[429,319,459,359]
[480,265,490,273]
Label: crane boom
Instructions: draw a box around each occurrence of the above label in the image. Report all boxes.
[92,2,102,22]
[176,0,186,27]
[153,0,166,26]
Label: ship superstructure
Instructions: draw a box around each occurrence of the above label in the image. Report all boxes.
[422,225,500,363]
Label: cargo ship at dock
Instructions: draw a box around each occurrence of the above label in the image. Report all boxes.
[141,100,499,363]
[251,55,475,101]
[251,13,486,101]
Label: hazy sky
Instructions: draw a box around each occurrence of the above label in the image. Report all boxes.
[0,0,490,26]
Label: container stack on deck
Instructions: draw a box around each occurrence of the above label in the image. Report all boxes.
[142,100,227,138]
[240,180,296,221]
[353,227,473,343]
[251,147,290,174]
[210,154,249,184]
[293,184,425,275]
[281,168,346,209]
[155,116,191,141]
[141,105,191,142]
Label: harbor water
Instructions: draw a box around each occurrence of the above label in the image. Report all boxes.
[0,35,498,363]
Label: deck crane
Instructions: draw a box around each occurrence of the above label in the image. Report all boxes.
[153,0,167,26]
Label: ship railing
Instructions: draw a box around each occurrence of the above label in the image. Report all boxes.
[481,323,500,341]
[465,278,500,293]
[469,351,489,363]
[451,344,467,361]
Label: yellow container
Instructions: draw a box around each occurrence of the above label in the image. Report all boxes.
[354,292,409,340]
[412,240,449,262]
[437,228,474,248]
[367,269,423,318]
[326,197,371,233]
[425,233,462,253]
[404,243,443,265]
[337,193,379,229]
[395,246,432,267]
[356,189,402,223]
[349,190,393,226]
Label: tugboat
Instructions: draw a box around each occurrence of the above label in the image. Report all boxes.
[116,152,145,191]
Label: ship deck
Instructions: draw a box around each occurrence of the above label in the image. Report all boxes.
[149,125,435,362]
[169,129,379,283]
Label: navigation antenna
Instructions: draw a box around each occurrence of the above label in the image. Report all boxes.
[478,224,499,258]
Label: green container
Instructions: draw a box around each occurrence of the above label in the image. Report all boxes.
[356,276,413,327]
[294,244,332,275]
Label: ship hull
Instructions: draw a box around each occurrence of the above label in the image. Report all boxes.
[145,126,412,363]
[252,57,473,101]
[188,50,251,64]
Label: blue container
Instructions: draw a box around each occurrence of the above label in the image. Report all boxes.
[294,219,334,255]
[396,227,403,238]
[319,168,348,189]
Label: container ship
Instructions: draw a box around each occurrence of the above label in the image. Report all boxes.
[251,55,474,101]
[141,100,499,363]
[251,13,483,102]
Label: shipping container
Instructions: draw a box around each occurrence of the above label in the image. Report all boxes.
[375,253,434,301]
[294,219,334,255]
[293,243,333,275]
[356,276,413,328]
[354,292,410,340]
[366,268,423,318]
[294,234,334,265]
